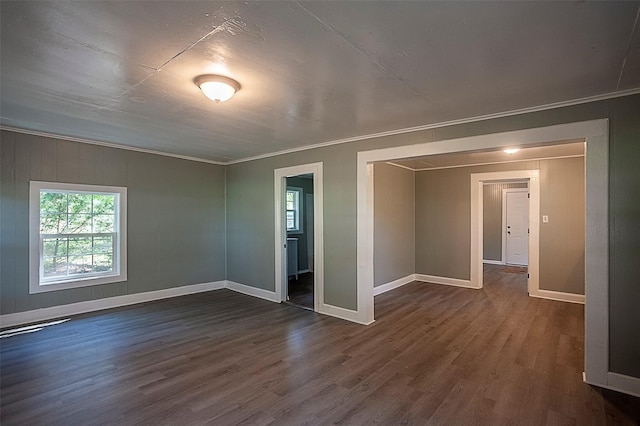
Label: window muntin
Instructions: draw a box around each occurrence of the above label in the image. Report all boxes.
[286,187,303,233]
[30,182,127,293]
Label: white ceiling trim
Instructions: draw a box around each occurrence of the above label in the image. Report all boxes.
[0,125,226,165]
[388,154,586,172]
[2,88,639,166]
[227,88,639,165]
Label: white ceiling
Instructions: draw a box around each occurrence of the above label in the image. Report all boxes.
[1,1,639,163]
[387,141,585,171]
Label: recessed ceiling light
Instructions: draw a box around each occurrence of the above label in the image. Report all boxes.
[194,74,240,103]
[503,148,520,154]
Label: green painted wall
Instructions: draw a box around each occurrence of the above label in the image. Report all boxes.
[0,131,226,314]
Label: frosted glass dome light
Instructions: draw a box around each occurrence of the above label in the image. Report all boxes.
[195,75,241,103]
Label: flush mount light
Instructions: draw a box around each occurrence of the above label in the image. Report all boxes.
[194,74,240,103]
[503,148,520,154]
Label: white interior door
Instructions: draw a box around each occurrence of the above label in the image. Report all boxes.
[505,190,529,265]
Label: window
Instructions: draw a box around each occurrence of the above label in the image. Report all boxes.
[286,187,303,233]
[29,181,127,293]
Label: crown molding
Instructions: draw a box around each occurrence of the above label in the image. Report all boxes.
[0,126,227,165]
[3,88,639,166]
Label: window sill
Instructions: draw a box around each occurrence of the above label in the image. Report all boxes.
[29,273,127,294]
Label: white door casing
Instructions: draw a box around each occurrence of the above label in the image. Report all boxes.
[274,163,324,313]
[306,194,315,272]
[504,189,529,265]
[357,119,617,396]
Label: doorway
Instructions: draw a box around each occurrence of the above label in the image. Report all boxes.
[274,162,324,312]
[285,175,314,309]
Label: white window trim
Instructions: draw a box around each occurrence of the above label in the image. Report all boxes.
[286,186,304,234]
[29,181,127,294]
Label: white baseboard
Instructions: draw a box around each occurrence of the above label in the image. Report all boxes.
[297,269,310,274]
[225,281,279,302]
[606,372,640,398]
[414,274,477,289]
[482,259,504,265]
[529,289,585,304]
[318,302,373,325]
[0,281,226,329]
[374,274,415,296]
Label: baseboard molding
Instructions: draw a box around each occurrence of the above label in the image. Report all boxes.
[482,259,504,265]
[530,289,585,304]
[0,281,226,329]
[374,274,415,296]
[297,269,310,274]
[414,274,477,289]
[318,302,373,325]
[606,372,640,398]
[225,281,279,303]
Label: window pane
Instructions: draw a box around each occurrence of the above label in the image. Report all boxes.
[40,213,67,234]
[40,192,67,214]
[68,193,93,213]
[94,254,113,272]
[286,210,296,230]
[93,236,113,253]
[43,257,67,277]
[93,194,115,214]
[67,214,92,233]
[43,238,68,257]
[68,256,93,275]
[68,237,92,255]
[93,214,115,233]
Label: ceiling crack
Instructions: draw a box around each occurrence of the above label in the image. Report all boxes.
[294,2,436,107]
[617,3,640,90]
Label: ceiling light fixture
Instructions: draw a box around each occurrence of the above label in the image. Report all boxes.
[194,74,240,103]
[503,148,520,154]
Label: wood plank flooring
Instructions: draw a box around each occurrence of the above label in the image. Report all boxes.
[1,265,639,425]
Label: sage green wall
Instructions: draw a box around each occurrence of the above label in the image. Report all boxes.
[0,131,226,315]
[286,176,313,272]
[225,94,639,378]
[414,157,585,295]
[373,163,415,286]
[483,183,528,262]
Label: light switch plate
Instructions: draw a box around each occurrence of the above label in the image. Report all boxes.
[542,215,549,223]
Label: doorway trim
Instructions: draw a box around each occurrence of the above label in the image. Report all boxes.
[357,119,614,392]
[470,171,539,292]
[502,187,530,266]
[274,162,324,312]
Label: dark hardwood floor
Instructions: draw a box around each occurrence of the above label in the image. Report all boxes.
[1,265,638,425]
[287,272,314,310]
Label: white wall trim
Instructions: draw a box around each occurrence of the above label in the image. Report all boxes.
[225,281,279,303]
[4,90,637,167]
[530,289,585,304]
[390,154,585,172]
[274,162,324,312]
[374,274,415,296]
[358,119,617,394]
[227,89,638,165]
[317,303,374,325]
[414,274,476,289]
[482,260,505,265]
[0,125,226,165]
[604,373,640,398]
[0,281,226,329]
